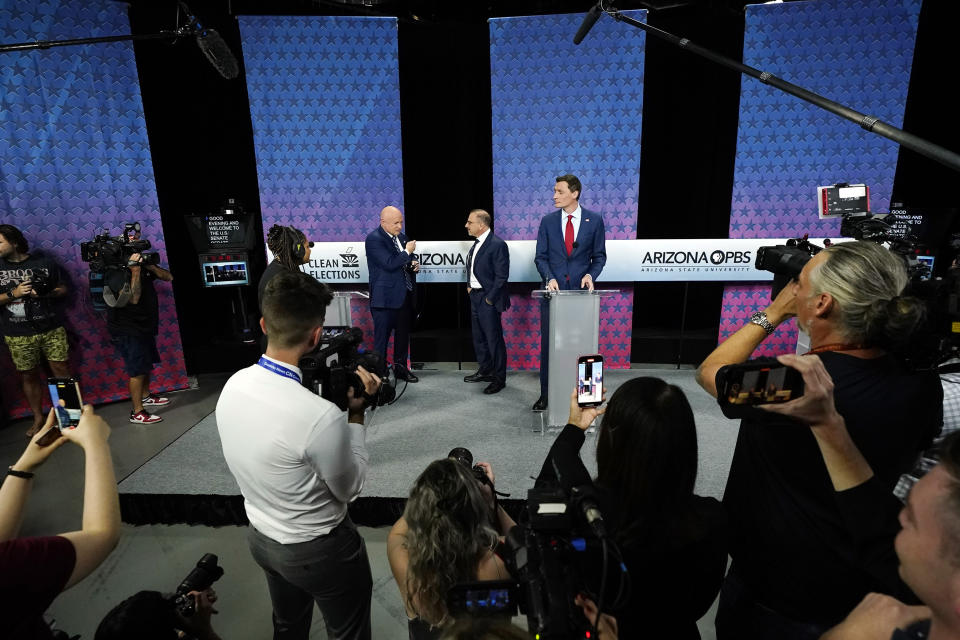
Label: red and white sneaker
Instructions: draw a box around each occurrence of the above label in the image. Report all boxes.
[142,394,170,407]
[130,410,163,425]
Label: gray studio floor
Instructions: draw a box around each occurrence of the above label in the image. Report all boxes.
[0,365,737,639]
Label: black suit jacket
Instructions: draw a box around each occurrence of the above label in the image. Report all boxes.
[469,232,510,313]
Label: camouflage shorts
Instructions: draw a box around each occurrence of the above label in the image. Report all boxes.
[3,326,69,371]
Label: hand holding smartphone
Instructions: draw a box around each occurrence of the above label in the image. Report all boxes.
[47,377,83,429]
[716,358,805,419]
[577,354,604,408]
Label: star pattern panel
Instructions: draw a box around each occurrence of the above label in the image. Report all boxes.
[720,0,921,355]
[490,11,646,369]
[238,16,403,355]
[0,1,189,419]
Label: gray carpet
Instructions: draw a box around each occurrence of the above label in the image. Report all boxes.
[118,368,739,501]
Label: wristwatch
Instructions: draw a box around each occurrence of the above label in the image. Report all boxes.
[749,311,776,335]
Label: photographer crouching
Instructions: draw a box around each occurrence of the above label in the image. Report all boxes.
[216,271,381,640]
[105,223,174,425]
[696,240,943,640]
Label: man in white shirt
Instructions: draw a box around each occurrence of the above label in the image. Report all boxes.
[217,270,380,640]
[462,209,510,394]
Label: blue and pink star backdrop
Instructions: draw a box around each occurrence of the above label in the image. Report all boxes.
[238,15,405,354]
[490,11,646,369]
[721,0,922,354]
[0,1,188,418]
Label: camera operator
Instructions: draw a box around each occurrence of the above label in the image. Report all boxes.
[216,270,381,640]
[95,588,222,640]
[387,457,516,639]
[534,382,728,640]
[695,241,943,639]
[0,405,120,639]
[758,354,956,640]
[0,224,71,436]
[106,224,173,425]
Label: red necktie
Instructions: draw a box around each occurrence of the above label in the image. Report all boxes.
[564,214,574,257]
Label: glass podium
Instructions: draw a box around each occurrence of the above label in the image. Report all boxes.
[531,289,619,430]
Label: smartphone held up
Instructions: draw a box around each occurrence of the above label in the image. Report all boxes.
[47,377,83,429]
[716,359,804,419]
[576,354,604,408]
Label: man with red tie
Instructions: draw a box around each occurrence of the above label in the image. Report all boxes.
[532,174,607,411]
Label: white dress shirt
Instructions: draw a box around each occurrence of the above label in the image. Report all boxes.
[560,204,583,241]
[469,228,490,289]
[216,356,368,543]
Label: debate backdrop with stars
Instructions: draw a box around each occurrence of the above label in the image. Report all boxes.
[0,1,189,418]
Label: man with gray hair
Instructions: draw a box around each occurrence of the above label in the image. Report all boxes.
[696,241,943,640]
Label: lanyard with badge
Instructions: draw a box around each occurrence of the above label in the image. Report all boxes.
[256,357,301,383]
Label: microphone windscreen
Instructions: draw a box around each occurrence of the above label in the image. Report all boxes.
[196,29,239,79]
[573,4,603,45]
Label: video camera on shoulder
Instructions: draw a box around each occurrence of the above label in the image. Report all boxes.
[716,358,805,419]
[298,327,396,411]
[81,221,159,273]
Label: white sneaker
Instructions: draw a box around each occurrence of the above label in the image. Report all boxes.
[142,394,170,407]
[130,410,163,425]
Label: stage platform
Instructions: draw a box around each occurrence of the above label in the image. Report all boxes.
[118,367,740,527]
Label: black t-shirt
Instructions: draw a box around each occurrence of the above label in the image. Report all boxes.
[258,259,289,312]
[0,253,65,337]
[536,424,729,640]
[107,270,159,336]
[719,352,943,626]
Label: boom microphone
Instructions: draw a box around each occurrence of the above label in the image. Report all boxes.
[573,2,603,45]
[179,2,239,80]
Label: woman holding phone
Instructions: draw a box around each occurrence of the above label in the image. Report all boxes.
[536,379,728,640]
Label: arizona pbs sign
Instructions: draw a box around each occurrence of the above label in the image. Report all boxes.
[297,239,806,283]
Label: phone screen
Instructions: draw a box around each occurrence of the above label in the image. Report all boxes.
[446,581,519,617]
[577,355,603,406]
[47,378,82,429]
[723,365,800,406]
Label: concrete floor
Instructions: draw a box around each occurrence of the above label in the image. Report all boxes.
[1,369,720,639]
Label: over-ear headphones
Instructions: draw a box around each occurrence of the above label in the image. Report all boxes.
[285,226,306,261]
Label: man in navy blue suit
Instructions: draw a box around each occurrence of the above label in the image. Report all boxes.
[462,209,510,394]
[532,174,606,410]
[365,206,419,382]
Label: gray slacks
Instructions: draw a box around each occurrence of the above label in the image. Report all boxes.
[247,517,373,640]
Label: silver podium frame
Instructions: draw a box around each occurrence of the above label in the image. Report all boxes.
[532,289,619,429]
[325,290,369,326]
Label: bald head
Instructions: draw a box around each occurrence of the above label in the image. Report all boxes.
[380,206,404,236]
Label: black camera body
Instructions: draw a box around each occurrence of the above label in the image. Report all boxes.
[447,447,491,486]
[81,229,159,272]
[299,327,395,411]
[755,235,823,298]
[173,553,223,617]
[0,271,54,297]
[497,487,619,639]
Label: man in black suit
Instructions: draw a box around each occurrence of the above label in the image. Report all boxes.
[365,206,419,382]
[463,209,510,394]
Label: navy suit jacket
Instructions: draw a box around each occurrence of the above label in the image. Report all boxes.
[534,208,606,290]
[470,232,511,313]
[365,226,416,309]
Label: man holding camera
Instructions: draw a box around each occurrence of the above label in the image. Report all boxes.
[0,224,71,436]
[696,241,943,639]
[106,224,173,425]
[217,271,381,640]
[761,354,957,640]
